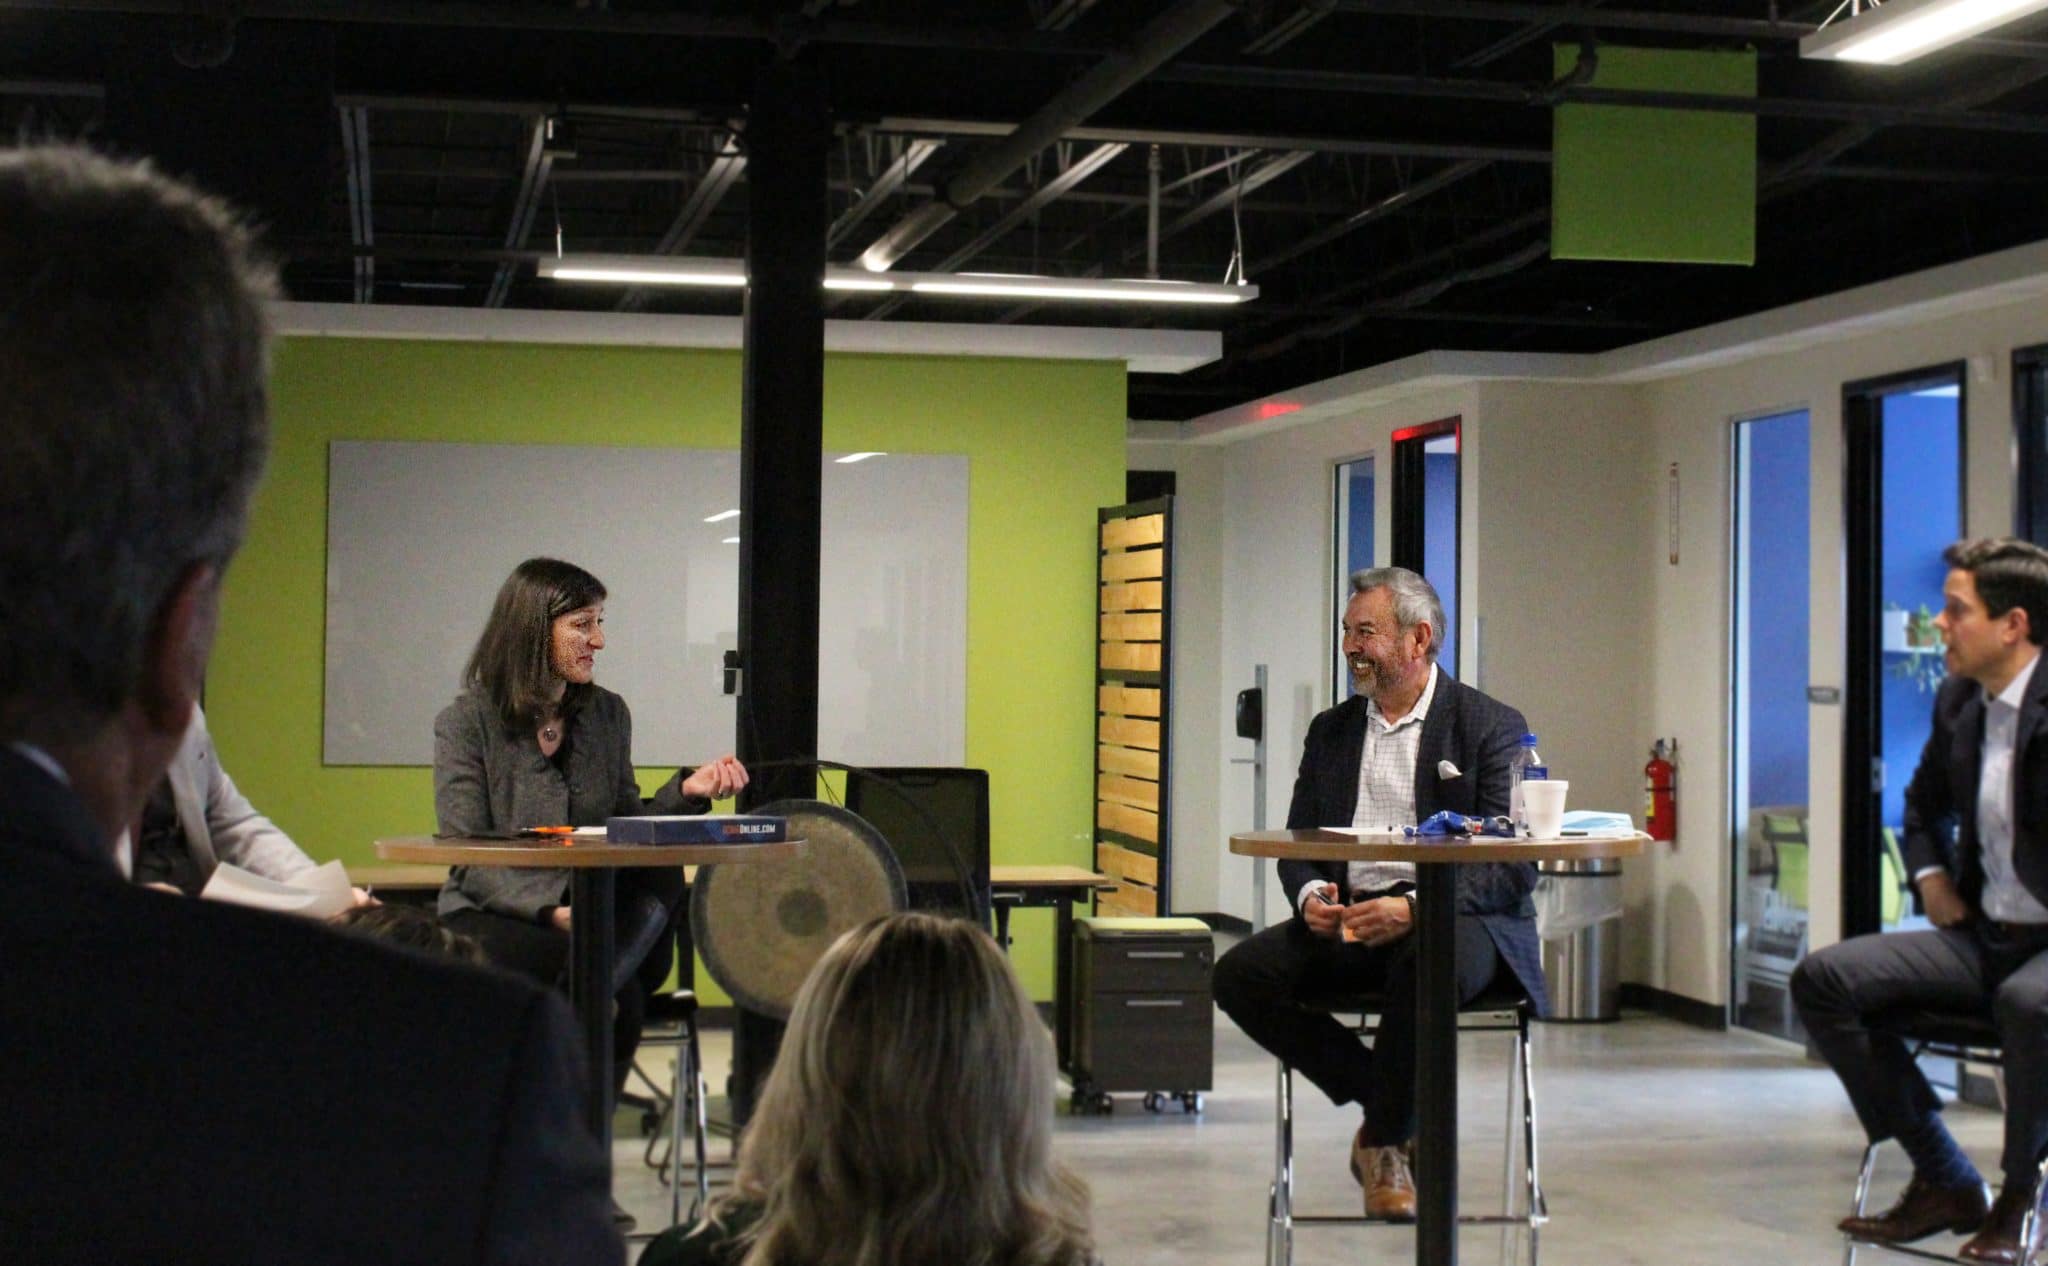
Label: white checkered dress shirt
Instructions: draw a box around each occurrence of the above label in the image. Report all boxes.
[1345,664,1439,898]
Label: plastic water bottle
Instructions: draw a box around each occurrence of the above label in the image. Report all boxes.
[1508,733,1547,835]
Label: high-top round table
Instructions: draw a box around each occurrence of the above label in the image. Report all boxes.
[1230,829,1648,1266]
[376,835,804,1151]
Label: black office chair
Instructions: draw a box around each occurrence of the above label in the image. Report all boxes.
[843,766,992,929]
[1266,980,1544,1266]
[1843,1007,2048,1266]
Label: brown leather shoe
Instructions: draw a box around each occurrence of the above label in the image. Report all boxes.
[1839,1175,1990,1244]
[1362,1144,1417,1221]
[1958,1180,2040,1264]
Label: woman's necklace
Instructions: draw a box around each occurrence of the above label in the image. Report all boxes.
[540,717,560,744]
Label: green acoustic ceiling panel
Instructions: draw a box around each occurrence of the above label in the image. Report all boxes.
[1551,45,1757,265]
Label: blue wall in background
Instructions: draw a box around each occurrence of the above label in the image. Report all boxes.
[1425,450,1459,674]
[1878,390,1960,829]
[1743,410,1811,810]
[1346,463,1375,579]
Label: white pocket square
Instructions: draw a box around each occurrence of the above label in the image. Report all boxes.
[1437,760,1463,780]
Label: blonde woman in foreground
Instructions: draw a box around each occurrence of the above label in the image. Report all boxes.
[643,912,1095,1266]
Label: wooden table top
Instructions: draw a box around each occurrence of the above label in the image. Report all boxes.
[1230,828,1649,864]
[357,859,1108,889]
[989,864,1113,889]
[374,835,806,868]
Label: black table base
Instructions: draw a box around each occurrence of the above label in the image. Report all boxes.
[1414,863,1459,1265]
[568,868,618,1148]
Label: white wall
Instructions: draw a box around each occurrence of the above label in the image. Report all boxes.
[1143,257,2048,1010]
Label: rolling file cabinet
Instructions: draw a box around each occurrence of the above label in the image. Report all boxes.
[1070,916,1213,1115]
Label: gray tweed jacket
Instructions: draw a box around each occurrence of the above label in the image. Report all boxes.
[434,686,704,923]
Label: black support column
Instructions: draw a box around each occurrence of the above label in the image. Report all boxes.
[736,52,828,804]
[729,51,829,1129]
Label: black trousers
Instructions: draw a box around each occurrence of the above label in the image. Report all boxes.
[1792,919,2048,1186]
[446,866,687,1084]
[1214,913,1502,1146]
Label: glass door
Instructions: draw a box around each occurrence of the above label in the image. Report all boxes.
[1730,408,1812,1040]
[1333,454,1376,700]
[1391,420,1459,676]
[1843,367,1964,939]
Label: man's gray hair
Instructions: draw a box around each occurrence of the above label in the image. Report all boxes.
[0,146,276,742]
[1348,566,1446,662]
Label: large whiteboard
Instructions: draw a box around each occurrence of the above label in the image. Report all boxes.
[324,441,968,768]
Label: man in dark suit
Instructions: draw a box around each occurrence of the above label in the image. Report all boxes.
[1214,566,1544,1221]
[1794,538,2048,1265]
[0,146,620,1264]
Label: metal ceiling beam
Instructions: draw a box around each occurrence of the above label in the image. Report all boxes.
[1243,0,1339,55]
[1250,158,1490,274]
[484,115,555,309]
[0,1,1120,58]
[865,140,1128,318]
[1450,0,1602,69]
[620,133,746,312]
[338,104,375,303]
[1152,149,1311,248]
[878,115,1551,163]
[826,138,941,248]
[1155,61,2048,137]
[1334,0,1814,40]
[854,0,1240,272]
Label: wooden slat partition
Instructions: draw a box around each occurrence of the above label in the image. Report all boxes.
[1099,513,1166,550]
[1094,497,1171,922]
[1100,581,1164,612]
[1097,773,1159,811]
[1098,685,1160,717]
[1098,641,1162,672]
[1100,612,1164,642]
[1098,715,1159,748]
[1096,841,1160,888]
[1099,549,1165,583]
[1097,744,1159,780]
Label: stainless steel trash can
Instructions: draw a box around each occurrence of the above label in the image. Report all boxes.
[1537,857,1621,1022]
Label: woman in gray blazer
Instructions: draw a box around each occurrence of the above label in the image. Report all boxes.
[435,557,747,1089]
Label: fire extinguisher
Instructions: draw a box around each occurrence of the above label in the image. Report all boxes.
[1645,738,1677,842]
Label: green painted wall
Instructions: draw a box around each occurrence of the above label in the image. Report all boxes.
[203,335,1127,1001]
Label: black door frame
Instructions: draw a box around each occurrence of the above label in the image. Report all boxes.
[1390,417,1461,675]
[1840,363,1966,939]
[2016,344,2048,545]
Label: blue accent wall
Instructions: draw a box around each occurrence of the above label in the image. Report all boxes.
[1743,410,1811,809]
[1878,390,1960,829]
[1346,463,1375,578]
[1425,450,1459,673]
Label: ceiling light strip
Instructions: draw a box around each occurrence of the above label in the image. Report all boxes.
[1800,0,2048,64]
[540,254,1256,304]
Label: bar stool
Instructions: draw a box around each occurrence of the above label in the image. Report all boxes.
[1267,981,1544,1266]
[630,987,723,1233]
[1843,1007,2048,1266]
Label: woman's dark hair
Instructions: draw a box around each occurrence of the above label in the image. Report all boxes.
[332,904,486,965]
[464,557,607,730]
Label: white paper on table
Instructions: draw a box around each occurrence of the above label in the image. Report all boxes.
[570,827,608,839]
[201,859,355,920]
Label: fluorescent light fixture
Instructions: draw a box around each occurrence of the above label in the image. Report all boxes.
[702,509,740,523]
[835,451,886,464]
[540,254,1256,306]
[821,276,900,292]
[1801,0,2048,64]
[722,536,740,545]
[909,274,1255,304]
[538,255,746,287]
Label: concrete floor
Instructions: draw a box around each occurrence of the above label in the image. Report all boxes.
[613,1004,2004,1265]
